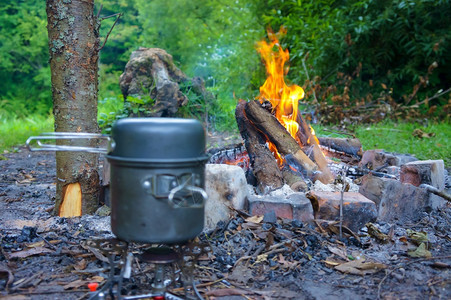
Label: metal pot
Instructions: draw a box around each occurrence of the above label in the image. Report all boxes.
[27,118,208,244]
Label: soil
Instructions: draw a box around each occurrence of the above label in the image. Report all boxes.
[0,147,450,300]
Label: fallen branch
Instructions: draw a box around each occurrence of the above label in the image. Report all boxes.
[420,184,451,202]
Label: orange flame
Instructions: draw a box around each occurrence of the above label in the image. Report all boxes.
[256,28,306,164]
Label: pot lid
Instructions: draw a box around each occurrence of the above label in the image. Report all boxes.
[108,118,206,160]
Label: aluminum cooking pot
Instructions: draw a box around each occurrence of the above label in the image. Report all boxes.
[27,118,209,244]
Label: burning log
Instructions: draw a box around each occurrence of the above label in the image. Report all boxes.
[244,101,316,172]
[244,100,333,183]
[295,114,334,183]
[236,100,283,193]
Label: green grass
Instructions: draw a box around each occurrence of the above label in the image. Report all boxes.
[0,114,54,153]
[0,97,124,153]
[314,121,451,167]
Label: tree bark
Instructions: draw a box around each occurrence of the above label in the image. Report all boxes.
[47,0,100,215]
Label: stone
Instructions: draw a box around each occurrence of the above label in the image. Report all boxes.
[204,164,248,231]
[309,191,377,232]
[247,192,314,222]
[400,160,445,191]
[359,150,417,169]
[359,175,446,223]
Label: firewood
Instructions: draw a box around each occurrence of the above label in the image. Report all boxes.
[318,137,363,158]
[236,100,284,193]
[281,166,308,192]
[59,182,82,217]
[244,101,318,174]
[295,114,334,183]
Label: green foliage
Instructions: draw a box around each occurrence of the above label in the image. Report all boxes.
[0,114,54,153]
[0,0,51,114]
[262,0,451,108]
[98,95,157,133]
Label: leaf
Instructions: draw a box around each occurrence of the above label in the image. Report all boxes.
[245,215,264,224]
[26,241,45,248]
[6,247,53,259]
[255,254,268,264]
[327,245,349,260]
[366,223,390,243]
[63,279,88,290]
[74,259,88,271]
[334,258,387,275]
[412,129,435,139]
[408,243,432,258]
[406,229,429,245]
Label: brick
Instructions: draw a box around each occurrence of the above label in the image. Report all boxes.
[310,191,377,232]
[205,164,248,231]
[400,160,445,191]
[247,193,314,222]
[359,175,446,223]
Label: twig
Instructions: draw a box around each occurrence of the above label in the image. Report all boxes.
[10,271,44,291]
[413,87,451,107]
[171,278,224,292]
[96,4,103,18]
[339,166,348,239]
[98,13,123,51]
[377,255,451,300]
[36,232,58,250]
[99,12,122,21]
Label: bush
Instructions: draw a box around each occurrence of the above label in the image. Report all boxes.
[262,0,451,115]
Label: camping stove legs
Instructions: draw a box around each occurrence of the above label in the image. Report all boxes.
[87,239,184,300]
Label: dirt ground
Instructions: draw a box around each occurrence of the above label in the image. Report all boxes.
[0,147,450,300]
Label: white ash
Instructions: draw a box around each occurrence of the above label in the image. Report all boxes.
[312,178,359,192]
[80,215,112,234]
[247,184,294,197]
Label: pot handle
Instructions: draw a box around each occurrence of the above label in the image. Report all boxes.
[26,132,114,154]
[168,183,208,209]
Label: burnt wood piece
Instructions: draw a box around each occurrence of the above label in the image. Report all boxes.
[318,137,363,159]
[236,100,283,194]
[244,100,324,179]
[295,114,334,183]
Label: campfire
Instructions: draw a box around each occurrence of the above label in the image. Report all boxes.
[235,28,334,193]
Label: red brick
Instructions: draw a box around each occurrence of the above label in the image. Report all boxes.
[247,193,314,222]
[310,191,377,231]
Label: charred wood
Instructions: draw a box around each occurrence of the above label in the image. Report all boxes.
[245,101,333,183]
[281,165,309,192]
[244,101,317,173]
[318,137,363,160]
[295,114,334,183]
[236,100,283,194]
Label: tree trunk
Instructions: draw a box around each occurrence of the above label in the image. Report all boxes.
[46,0,100,216]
